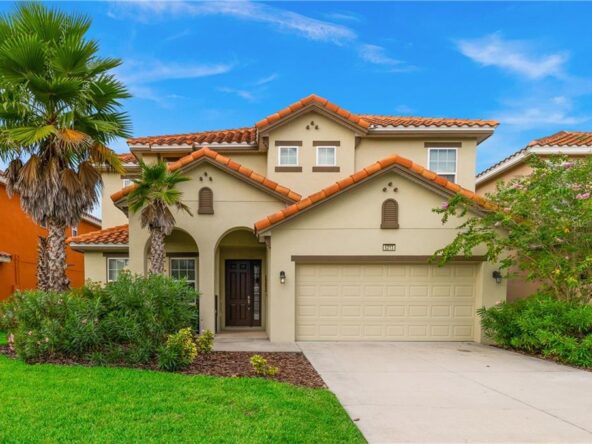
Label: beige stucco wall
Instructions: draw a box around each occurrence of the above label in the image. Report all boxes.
[83,251,108,283]
[265,169,506,342]
[126,161,288,332]
[356,138,478,191]
[101,172,129,228]
[266,111,357,196]
[225,153,267,175]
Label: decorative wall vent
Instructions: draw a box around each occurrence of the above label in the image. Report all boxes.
[198,187,214,215]
[381,199,399,229]
[306,120,319,130]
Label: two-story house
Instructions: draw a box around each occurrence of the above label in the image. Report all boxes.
[69,94,506,343]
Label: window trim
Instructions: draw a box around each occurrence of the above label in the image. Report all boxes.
[169,257,197,289]
[315,146,337,167]
[427,147,458,183]
[106,257,129,282]
[277,146,300,167]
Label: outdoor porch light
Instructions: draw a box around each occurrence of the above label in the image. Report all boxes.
[279,271,286,284]
[492,270,503,284]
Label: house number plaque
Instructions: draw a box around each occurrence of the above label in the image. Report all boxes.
[382,244,397,252]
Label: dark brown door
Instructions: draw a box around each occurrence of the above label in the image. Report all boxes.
[225,260,262,327]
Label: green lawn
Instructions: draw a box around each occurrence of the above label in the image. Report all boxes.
[0,342,364,443]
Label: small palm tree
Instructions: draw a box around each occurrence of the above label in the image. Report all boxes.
[128,161,193,274]
[0,3,131,291]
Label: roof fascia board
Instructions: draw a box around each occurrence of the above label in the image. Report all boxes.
[69,243,129,252]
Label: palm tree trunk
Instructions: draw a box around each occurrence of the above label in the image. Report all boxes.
[36,236,49,291]
[149,227,166,274]
[47,221,69,291]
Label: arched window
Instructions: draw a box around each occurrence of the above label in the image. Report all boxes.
[198,187,214,214]
[381,199,399,229]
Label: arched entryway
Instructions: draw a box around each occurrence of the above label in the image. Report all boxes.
[215,228,266,331]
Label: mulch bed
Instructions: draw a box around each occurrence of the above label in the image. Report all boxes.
[0,345,325,388]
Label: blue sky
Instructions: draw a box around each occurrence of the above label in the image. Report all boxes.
[5,1,592,172]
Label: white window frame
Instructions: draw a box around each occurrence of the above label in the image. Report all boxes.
[277,146,299,167]
[107,257,129,282]
[169,257,197,289]
[122,178,133,188]
[427,147,458,183]
[315,146,337,167]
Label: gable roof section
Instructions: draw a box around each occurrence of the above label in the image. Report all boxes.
[255,94,371,132]
[476,131,592,185]
[254,155,489,234]
[358,114,498,129]
[118,152,139,164]
[111,147,301,205]
[67,224,129,246]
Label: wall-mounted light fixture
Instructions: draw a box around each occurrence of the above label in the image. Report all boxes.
[279,271,286,284]
[492,270,503,284]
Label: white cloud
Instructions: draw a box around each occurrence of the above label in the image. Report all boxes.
[118,59,234,85]
[456,33,568,79]
[358,44,401,66]
[110,1,356,44]
[252,73,278,87]
[394,104,413,114]
[218,87,256,102]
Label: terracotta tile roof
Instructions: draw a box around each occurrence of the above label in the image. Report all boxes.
[255,155,490,233]
[528,131,592,147]
[128,127,257,146]
[67,224,129,245]
[111,147,301,203]
[118,152,138,164]
[256,94,371,130]
[357,114,498,129]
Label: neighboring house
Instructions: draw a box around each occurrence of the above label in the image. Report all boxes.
[69,94,506,343]
[476,131,592,301]
[0,173,101,300]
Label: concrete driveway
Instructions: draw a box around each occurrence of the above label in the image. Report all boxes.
[300,342,592,444]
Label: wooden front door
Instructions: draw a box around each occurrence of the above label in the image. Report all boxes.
[225,260,262,327]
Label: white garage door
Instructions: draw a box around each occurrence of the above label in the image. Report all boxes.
[296,263,477,341]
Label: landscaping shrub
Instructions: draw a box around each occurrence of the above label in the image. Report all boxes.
[250,354,279,376]
[0,274,198,365]
[479,293,592,367]
[157,328,197,371]
[196,329,215,354]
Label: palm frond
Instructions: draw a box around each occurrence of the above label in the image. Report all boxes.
[5,124,56,146]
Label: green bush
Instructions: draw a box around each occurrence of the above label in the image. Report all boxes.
[157,328,198,371]
[196,329,215,354]
[478,293,592,367]
[0,274,198,365]
[250,354,278,377]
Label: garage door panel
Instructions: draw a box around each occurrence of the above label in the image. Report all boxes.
[296,263,477,341]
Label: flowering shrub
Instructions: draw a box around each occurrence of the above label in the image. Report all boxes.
[0,274,198,364]
[435,156,592,303]
[157,328,197,371]
[479,294,592,367]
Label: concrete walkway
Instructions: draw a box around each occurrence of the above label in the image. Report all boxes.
[213,331,300,352]
[300,341,592,444]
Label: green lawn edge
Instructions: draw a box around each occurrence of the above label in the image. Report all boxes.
[0,352,365,443]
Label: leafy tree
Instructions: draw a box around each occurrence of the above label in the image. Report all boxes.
[127,161,192,274]
[434,156,592,303]
[0,3,131,291]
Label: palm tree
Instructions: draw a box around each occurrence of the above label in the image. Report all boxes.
[0,3,131,291]
[127,161,192,274]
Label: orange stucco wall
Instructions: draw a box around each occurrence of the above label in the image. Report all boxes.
[0,182,100,300]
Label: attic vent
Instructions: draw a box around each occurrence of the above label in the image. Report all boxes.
[198,187,214,215]
[381,199,399,229]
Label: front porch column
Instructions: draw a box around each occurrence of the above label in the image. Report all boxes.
[198,240,216,333]
[128,216,149,275]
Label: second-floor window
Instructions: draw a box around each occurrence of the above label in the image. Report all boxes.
[428,148,457,183]
[278,146,299,166]
[316,146,336,166]
[122,178,133,188]
[71,225,78,237]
